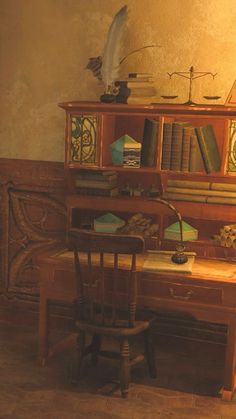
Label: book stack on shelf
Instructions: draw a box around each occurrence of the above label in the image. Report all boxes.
[75,170,119,197]
[115,73,157,104]
[163,179,236,205]
[161,122,221,173]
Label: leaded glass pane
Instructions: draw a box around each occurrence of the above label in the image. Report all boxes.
[227,120,236,174]
[71,115,98,164]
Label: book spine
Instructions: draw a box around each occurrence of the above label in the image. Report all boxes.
[181,126,191,171]
[118,87,157,97]
[211,182,236,192]
[167,179,236,194]
[189,131,205,172]
[75,178,117,188]
[128,72,153,78]
[170,122,184,171]
[194,126,211,173]
[194,125,221,173]
[115,81,153,88]
[166,187,236,198]
[207,196,236,205]
[141,119,159,167]
[76,187,119,197]
[167,179,210,189]
[162,191,207,203]
[161,122,173,170]
[116,96,156,104]
[75,174,117,183]
[77,169,117,178]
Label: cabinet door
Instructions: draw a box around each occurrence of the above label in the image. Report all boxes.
[66,113,100,168]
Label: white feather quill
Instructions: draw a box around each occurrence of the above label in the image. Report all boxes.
[101,6,127,92]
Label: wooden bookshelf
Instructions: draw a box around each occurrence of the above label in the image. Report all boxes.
[59,101,236,259]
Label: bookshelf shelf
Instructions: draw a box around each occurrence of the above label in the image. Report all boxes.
[60,101,236,259]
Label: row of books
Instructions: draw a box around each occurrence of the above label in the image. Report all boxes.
[161,122,221,174]
[115,73,157,105]
[163,179,236,205]
[137,118,221,172]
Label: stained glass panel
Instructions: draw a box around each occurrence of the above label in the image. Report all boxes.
[70,115,98,164]
[227,120,236,174]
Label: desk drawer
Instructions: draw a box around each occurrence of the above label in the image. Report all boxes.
[140,277,222,305]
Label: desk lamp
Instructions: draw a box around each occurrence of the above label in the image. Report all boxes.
[148,198,188,264]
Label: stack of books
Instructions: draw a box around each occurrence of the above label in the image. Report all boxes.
[115,73,157,104]
[75,170,119,197]
[163,179,236,205]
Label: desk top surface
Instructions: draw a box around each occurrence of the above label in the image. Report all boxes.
[37,247,236,283]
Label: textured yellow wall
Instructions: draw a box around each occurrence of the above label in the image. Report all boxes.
[0,0,236,162]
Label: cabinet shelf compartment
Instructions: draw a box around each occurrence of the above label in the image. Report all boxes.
[161,215,236,260]
[160,114,228,176]
[66,170,162,196]
[69,206,159,250]
[100,113,161,169]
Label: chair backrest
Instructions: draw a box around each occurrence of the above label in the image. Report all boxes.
[68,228,144,328]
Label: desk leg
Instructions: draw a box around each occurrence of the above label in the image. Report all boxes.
[222,318,236,401]
[38,295,48,367]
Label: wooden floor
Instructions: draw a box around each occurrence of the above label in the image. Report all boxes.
[0,320,236,418]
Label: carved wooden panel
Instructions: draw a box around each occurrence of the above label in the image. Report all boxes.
[0,159,66,296]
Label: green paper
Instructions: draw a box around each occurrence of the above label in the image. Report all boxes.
[110,134,138,165]
[94,213,125,233]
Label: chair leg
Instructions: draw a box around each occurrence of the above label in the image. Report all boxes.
[70,330,86,384]
[144,329,157,379]
[91,333,101,366]
[120,338,130,398]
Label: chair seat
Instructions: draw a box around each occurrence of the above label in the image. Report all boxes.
[75,318,150,337]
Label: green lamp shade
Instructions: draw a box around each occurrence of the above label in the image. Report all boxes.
[94,213,125,233]
[164,221,198,241]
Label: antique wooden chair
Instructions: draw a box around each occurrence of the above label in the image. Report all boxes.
[68,228,157,398]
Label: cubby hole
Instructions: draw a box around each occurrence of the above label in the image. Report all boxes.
[101,113,161,169]
[160,215,235,259]
[70,207,160,250]
[160,115,228,176]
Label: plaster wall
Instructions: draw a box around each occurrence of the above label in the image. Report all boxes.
[0,0,236,162]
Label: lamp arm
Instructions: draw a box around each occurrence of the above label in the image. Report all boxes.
[148,198,187,264]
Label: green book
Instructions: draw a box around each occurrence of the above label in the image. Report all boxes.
[141,118,159,167]
[189,129,205,172]
[194,124,221,173]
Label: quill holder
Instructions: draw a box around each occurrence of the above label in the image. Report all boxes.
[100,90,117,103]
[100,85,119,102]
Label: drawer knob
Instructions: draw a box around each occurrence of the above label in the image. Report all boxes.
[169,287,193,300]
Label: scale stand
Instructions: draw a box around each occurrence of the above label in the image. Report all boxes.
[168,66,217,105]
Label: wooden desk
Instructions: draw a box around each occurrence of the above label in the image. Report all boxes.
[37,247,236,401]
